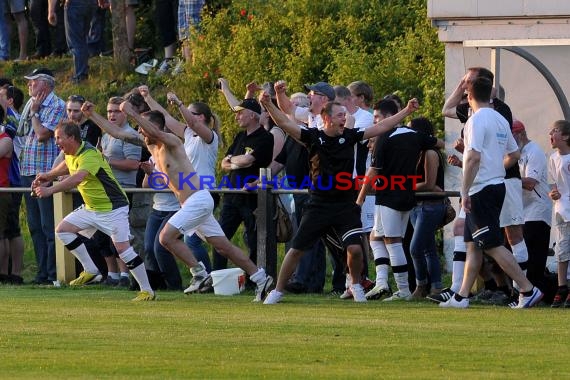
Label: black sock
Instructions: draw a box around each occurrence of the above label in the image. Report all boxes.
[454,293,465,301]
[522,287,535,297]
[558,285,568,292]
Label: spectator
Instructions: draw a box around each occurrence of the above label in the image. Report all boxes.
[0,0,8,61]
[18,68,65,286]
[0,84,25,284]
[48,0,97,83]
[511,119,552,299]
[214,92,273,269]
[5,0,30,61]
[29,0,66,59]
[155,0,179,75]
[33,121,155,300]
[65,95,101,147]
[440,77,542,309]
[262,92,420,304]
[547,120,570,307]
[178,0,205,70]
[408,117,446,299]
[0,99,14,282]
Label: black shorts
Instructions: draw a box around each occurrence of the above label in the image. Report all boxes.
[291,197,363,251]
[464,183,505,250]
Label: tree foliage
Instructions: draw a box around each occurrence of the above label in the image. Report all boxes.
[165,0,444,141]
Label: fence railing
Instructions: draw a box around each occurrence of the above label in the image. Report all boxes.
[3,173,460,283]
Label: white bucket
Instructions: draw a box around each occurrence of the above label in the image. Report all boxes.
[211,268,246,296]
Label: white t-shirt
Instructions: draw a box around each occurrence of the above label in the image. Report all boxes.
[548,151,570,223]
[294,106,323,130]
[353,107,373,132]
[519,141,552,225]
[463,107,518,196]
[183,127,218,178]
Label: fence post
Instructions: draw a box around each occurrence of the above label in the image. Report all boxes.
[256,168,277,278]
[53,190,76,283]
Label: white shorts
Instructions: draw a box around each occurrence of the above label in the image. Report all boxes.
[360,196,375,233]
[167,190,224,238]
[64,205,131,243]
[372,205,409,238]
[499,178,524,227]
[555,221,570,262]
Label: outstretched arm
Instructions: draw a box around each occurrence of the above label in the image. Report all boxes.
[167,92,214,143]
[138,85,186,138]
[218,78,241,109]
[120,101,181,149]
[81,101,145,147]
[442,76,467,119]
[259,91,302,141]
[274,80,295,117]
[363,98,419,139]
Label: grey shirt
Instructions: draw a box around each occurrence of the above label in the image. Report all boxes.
[101,123,141,187]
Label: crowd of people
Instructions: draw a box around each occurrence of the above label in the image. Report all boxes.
[1,0,206,80]
[0,64,568,308]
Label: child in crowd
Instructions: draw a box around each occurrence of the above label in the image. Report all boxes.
[548,120,570,307]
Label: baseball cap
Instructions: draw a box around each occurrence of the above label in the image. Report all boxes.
[24,68,55,81]
[234,98,262,114]
[512,119,526,133]
[304,81,335,101]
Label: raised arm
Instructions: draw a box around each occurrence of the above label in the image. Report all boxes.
[259,91,302,141]
[442,77,467,119]
[274,80,295,116]
[138,85,186,138]
[363,98,419,140]
[218,78,241,109]
[81,101,145,147]
[167,92,214,143]
[120,101,181,149]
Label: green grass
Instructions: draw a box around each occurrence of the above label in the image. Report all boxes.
[1,286,569,379]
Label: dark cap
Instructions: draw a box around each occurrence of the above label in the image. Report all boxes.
[304,81,335,101]
[233,98,262,114]
[24,68,55,81]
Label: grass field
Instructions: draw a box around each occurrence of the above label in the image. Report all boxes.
[1,286,569,379]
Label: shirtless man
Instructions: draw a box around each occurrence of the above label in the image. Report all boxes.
[84,100,273,301]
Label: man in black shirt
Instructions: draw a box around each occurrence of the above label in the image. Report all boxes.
[260,91,419,304]
[214,98,274,269]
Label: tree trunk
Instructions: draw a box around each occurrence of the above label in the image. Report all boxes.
[109,0,131,68]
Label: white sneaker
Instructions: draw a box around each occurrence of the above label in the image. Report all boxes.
[511,287,543,309]
[383,290,411,302]
[339,288,353,299]
[350,284,367,303]
[263,289,284,305]
[439,295,469,308]
[184,263,210,294]
[253,275,273,302]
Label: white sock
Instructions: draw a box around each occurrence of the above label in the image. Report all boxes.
[385,242,409,293]
[56,232,99,274]
[370,240,389,288]
[451,237,466,293]
[249,268,266,284]
[511,241,529,290]
[119,247,153,293]
[120,272,130,278]
[108,272,120,280]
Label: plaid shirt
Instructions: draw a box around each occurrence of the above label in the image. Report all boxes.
[19,92,65,176]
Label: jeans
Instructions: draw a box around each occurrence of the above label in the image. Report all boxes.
[30,0,66,56]
[65,0,97,79]
[144,209,182,290]
[22,175,56,282]
[213,197,257,270]
[0,0,9,60]
[88,8,107,56]
[523,220,551,293]
[184,233,212,273]
[409,202,446,289]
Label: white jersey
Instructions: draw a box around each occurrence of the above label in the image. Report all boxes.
[183,127,219,178]
[549,151,570,223]
[519,141,552,225]
[463,107,518,196]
